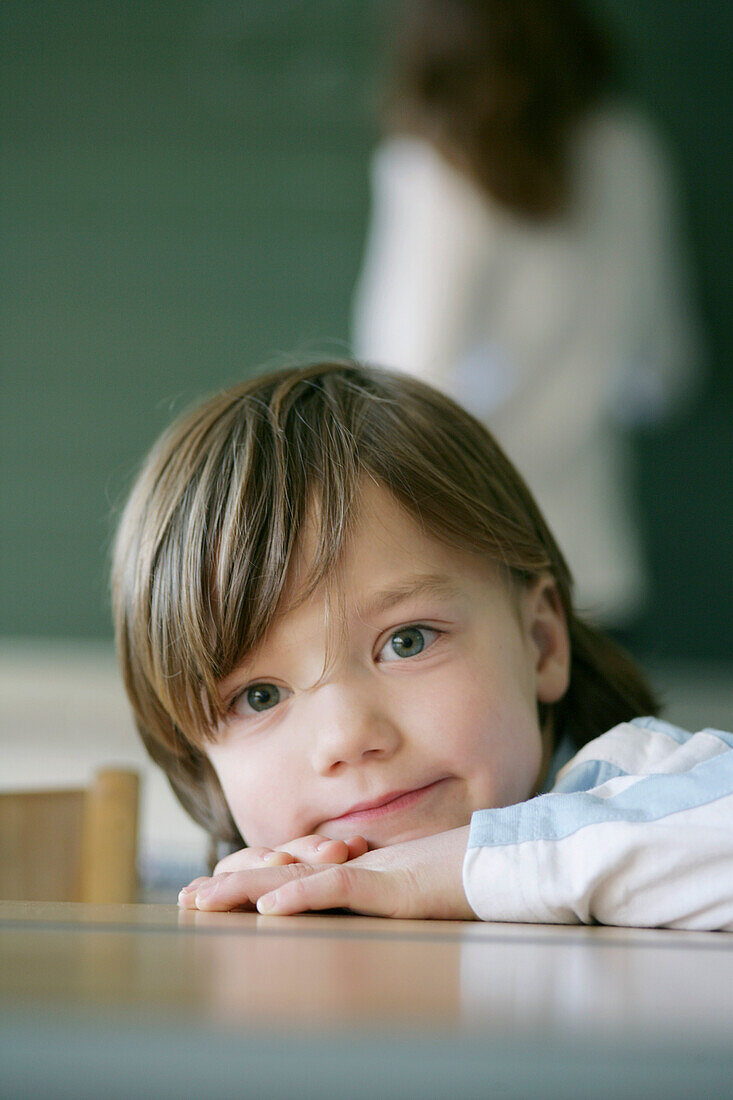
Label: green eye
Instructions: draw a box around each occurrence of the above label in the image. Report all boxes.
[228,681,291,719]
[245,683,281,712]
[390,627,426,658]
[379,625,440,663]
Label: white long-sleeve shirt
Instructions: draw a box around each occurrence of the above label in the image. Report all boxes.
[352,107,701,625]
[463,717,733,930]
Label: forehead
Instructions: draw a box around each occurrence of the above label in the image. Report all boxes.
[288,480,494,614]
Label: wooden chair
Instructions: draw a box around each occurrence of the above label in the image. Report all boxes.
[0,768,140,903]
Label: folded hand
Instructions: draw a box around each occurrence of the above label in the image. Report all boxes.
[178,826,474,921]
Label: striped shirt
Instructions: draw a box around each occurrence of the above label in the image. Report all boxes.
[464,718,733,929]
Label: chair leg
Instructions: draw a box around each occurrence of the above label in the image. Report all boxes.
[81,769,140,904]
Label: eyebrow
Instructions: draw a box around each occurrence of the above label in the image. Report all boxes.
[355,573,465,621]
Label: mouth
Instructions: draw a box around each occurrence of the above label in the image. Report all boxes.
[326,779,449,826]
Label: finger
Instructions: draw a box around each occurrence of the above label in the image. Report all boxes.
[214,844,268,871]
[267,835,347,865]
[191,864,319,912]
[178,876,215,908]
[262,850,298,866]
[272,834,369,864]
[215,837,352,873]
[215,847,268,873]
[256,864,391,918]
[345,835,369,859]
[213,834,369,877]
[215,847,301,874]
[291,836,352,864]
[180,875,211,892]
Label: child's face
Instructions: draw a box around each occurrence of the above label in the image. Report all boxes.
[207,483,569,849]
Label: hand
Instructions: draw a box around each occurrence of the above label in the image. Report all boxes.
[179,826,475,921]
[178,834,369,903]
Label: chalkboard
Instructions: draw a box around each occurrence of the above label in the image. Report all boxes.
[1,1,731,660]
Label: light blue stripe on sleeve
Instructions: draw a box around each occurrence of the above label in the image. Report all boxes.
[552,759,627,794]
[468,747,733,849]
[545,719,688,795]
[629,717,733,750]
[629,717,692,742]
[550,721,733,796]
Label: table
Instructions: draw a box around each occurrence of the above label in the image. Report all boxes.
[2,901,732,1098]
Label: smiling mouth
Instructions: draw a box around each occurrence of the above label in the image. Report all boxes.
[328,779,448,825]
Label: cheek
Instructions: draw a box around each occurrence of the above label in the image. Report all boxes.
[479,724,544,807]
[435,673,543,807]
[403,670,500,769]
[207,741,304,848]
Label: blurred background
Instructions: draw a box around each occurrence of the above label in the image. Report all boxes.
[2,1,731,891]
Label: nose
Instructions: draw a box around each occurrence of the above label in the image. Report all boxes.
[308,680,402,776]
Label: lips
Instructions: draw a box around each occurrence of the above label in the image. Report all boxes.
[328,779,448,825]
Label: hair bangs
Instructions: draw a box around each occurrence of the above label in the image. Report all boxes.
[168,372,366,741]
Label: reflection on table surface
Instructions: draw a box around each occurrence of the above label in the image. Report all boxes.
[2,900,733,1036]
[2,901,733,1099]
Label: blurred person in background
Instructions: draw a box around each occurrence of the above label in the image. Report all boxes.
[351,0,702,643]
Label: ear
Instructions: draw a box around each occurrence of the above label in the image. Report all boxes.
[523,576,570,705]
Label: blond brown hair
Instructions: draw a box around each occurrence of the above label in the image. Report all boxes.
[112,361,657,847]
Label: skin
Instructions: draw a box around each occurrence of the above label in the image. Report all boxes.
[180,483,570,918]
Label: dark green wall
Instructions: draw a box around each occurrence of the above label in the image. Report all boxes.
[2,1,731,659]
[595,0,733,659]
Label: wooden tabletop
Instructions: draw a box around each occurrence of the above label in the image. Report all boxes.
[2,900,733,1098]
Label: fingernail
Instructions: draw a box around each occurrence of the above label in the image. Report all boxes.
[316,840,333,851]
[179,882,197,894]
[257,892,279,914]
[262,851,279,862]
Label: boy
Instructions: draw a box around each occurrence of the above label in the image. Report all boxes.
[113,362,733,927]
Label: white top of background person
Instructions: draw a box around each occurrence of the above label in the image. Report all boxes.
[352,0,702,630]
